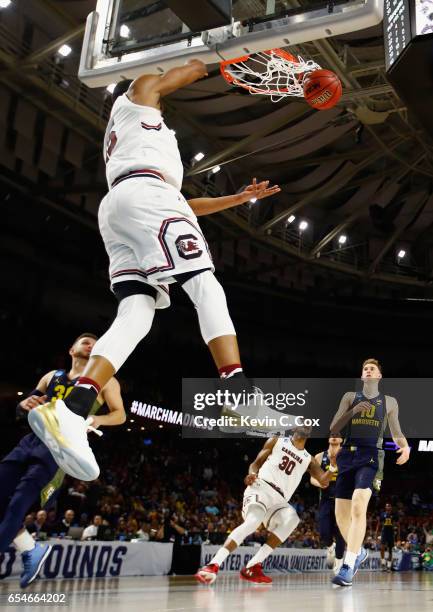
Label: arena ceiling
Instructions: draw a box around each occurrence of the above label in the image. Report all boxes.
[2,0,433,300]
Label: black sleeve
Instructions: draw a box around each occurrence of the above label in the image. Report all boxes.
[16,389,44,420]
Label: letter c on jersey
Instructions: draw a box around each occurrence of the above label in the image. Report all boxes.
[175,234,203,259]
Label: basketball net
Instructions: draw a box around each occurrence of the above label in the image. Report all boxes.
[220,48,321,102]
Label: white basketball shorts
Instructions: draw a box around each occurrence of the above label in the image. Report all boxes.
[242,478,290,528]
[98,176,214,309]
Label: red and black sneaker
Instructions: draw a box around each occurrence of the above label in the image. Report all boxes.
[195,563,219,584]
[240,563,272,584]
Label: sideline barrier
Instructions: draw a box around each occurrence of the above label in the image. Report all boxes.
[201,545,401,573]
[0,540,173,581]
[1,541,410,581]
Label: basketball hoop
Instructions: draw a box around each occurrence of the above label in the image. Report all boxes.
[220,48,321,102]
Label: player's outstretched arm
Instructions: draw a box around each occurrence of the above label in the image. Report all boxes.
[244,437,277,485]
[90,378,126,428]
[308,456,336,488]
[386,397,410,465]
[309,452,325,488]
[129,59,208,108]
[188,178,281,216]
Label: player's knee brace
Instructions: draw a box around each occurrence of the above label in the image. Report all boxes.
[92,294,155,371]
[181,270,236,344]
[267,507,300,543]
[228,505,265,546]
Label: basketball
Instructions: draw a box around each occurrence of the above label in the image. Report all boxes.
[303,69,342,110]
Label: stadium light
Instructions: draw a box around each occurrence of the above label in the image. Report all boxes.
[17,391,23,396]
[106,83,116,94]
[397,249,406,259]
[58,44,72,58]
[119,24,130,38]
[212,165,221,174]
[338,234,347,245]
[194,152,205,161]
[0,1,12,9]
[287,215,295,224]
[250,197,257,203]
[299,220,308,232]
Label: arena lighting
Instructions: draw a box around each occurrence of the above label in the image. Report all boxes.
[130,419,134,423]
[287,214,295,224]
[211,165,221,174]
[119,24,130,38]
[397,249,406,259]
[299,220,308,232]
[338,234,347,245]
[57,44,72,58]
[0,1,12,9]
[194,152,205,161]
[249,197,257,203]
[127,428,131,432]
[106,83,116,94]
[17,391,23,396]
[159,424,164,428]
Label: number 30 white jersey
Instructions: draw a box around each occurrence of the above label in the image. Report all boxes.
[104,94,184,191]
[258,437,311,501]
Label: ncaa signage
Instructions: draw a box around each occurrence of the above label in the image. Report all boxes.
[418,440,433,452]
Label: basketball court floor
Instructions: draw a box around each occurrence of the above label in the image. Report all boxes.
[1,573,432,611]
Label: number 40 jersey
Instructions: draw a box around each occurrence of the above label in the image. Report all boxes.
[258,437,311,501]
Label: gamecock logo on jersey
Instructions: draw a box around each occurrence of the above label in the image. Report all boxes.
[175,234,203,259]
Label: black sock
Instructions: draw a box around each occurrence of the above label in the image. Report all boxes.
[64,387,97,419]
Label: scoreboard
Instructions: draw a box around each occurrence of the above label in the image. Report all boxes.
[384,0,433,70]
[384,0,411,69]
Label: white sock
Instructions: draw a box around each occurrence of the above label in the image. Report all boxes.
[246,544,274,568]
[210,547,230,567]
[344,551,357,569]
[13,530,35,554]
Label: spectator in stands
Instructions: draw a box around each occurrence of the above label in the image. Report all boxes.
[30,510,48,539]
[160,512,186,544]
[204,499,220,516]
[421,548,433,571]
[55,509,76,535]
[423,523,433,546]
[81,515,102,541]
[136,521,151,541]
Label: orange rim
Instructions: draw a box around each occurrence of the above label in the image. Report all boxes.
[220,48,300,93]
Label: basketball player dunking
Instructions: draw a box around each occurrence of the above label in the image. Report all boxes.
[0,334,124,587]
[330,358,410,586]
[195,426,336,584]
[27,59,281,480]
[310,436,345,574]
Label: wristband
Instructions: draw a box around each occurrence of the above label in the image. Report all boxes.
[328,465,337,473]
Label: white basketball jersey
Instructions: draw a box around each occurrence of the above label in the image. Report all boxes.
[104,94,183,191]
[258,437,311,501]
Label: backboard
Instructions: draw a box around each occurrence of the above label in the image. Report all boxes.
[79,0,384,87]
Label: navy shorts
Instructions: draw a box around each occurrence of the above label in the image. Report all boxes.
[335,447,379,499]
[381,528,395,548]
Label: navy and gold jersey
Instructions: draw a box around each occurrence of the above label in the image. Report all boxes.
[343,391,387,449]
[380,510,399,531]
[46,369,78,402]
[319,450,338,501]
[46,369,101,416]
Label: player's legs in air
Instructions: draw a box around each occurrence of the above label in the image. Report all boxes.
[195,504,299,584]
[28,180,280,479]
[0,440,55,587]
